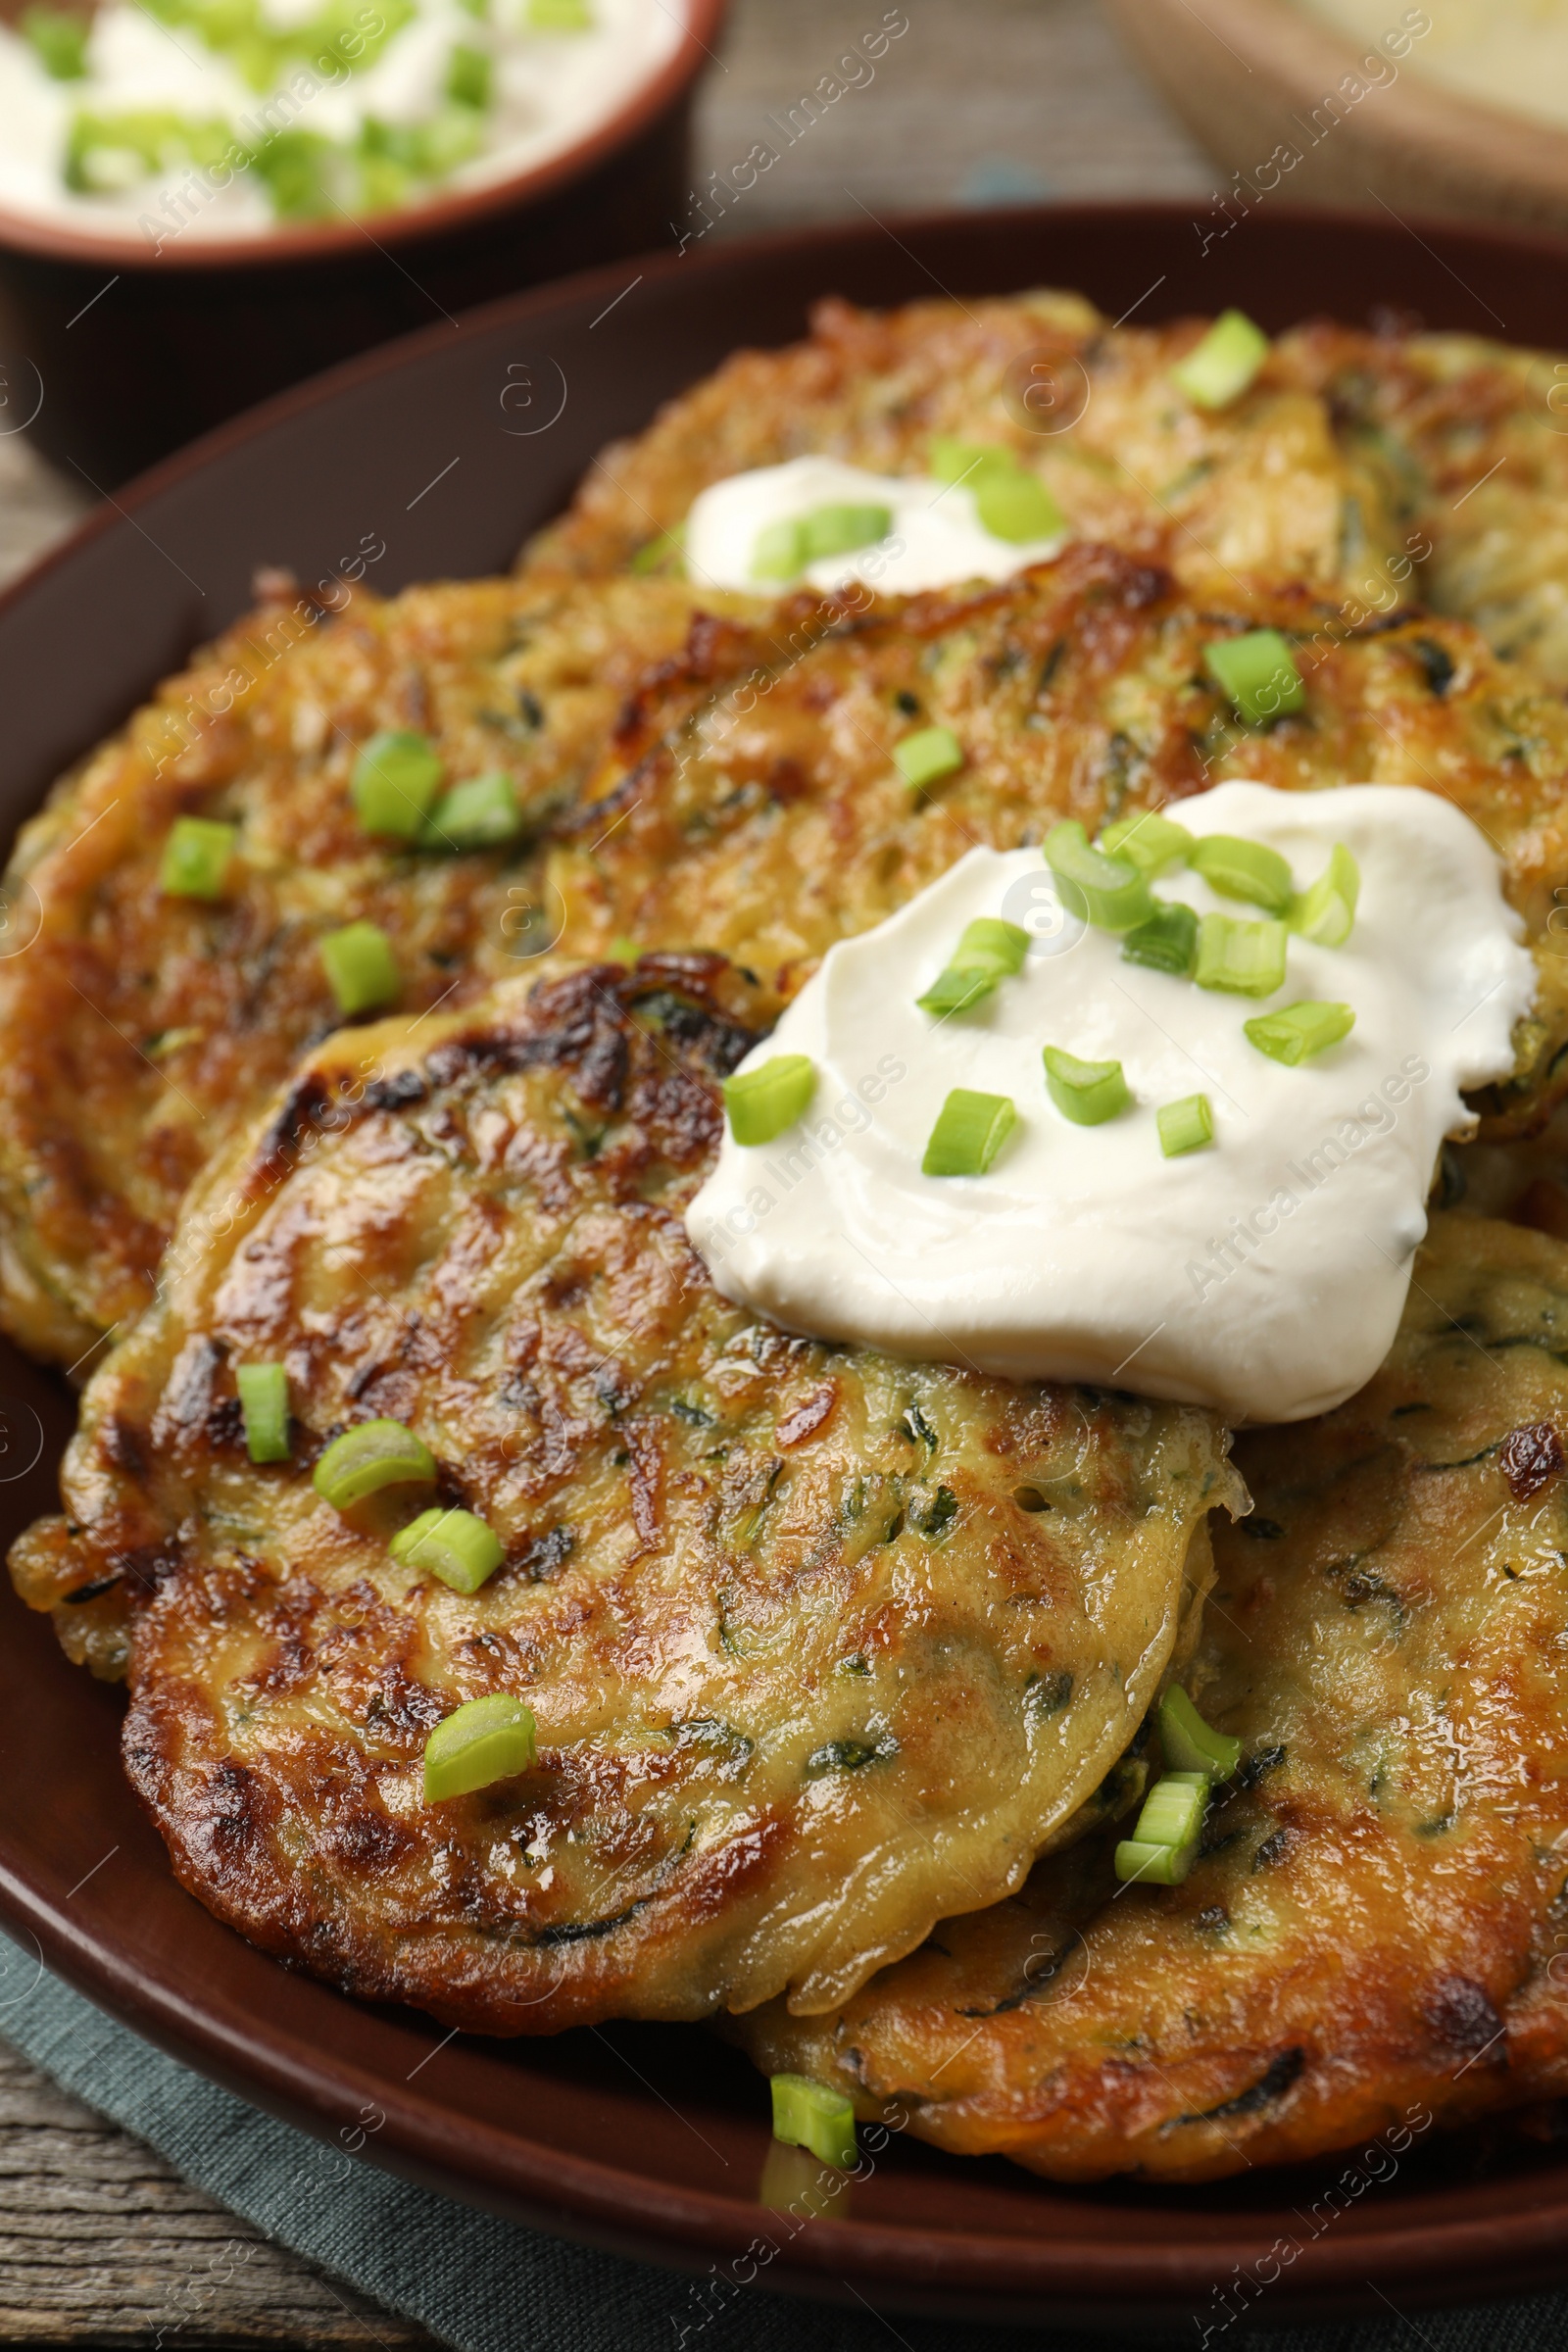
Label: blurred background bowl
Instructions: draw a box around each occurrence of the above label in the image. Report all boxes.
[0,0,724,484]
[1103,0,1568,244]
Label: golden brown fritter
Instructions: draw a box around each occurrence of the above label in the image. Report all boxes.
[536,548,1568,1135]
[524,293,1405,610]
[1280,321,1568,686]
[0,568,721,1368]
[11,540,1568,1384]
[8,958,1235,2030]
[734,1212,1568,2181]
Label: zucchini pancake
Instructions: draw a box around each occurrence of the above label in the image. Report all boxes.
[9,960,1234,2027]
[737,1215,1568,2180]
[8,538,1568,1373]
[9,289,1568,2193]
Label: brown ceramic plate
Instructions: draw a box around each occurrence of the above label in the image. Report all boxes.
[3,205,1568,2334]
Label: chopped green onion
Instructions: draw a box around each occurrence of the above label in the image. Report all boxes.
[752,503,893,580]
[803,502,893,558]
[1194,913,1287,997]
[1138,1771,1209,1848]
[769,2073,858,2170]
[922,1089,1016,1177]
[927,438,1064,541]
[1113,1838,1194,1885]
[423,1692,536,1802]
[236,1363,290,1463]
[722,1054,815,1147]
[1160,1686,1242,1780]
[313,1418,436,1509]
[1099,810,1194,877]
[319,921,400,1016]
[752,519,807,581]
[391,1505,505,1594]
[1204,630,1305,726]
[1044,820,1153,932]
[1043,1046,1131,1127]
[916,916,1029,1017]
[1244,999,1355,1064]
[894,725,965,791]
[159,816,236,901]
[527,0,590,24]
[1189,833,1295,915]
[1114,1768,1211,1884]
[351,730,445,838]
[974,468,1064,544]
[1171,309,1270,410]
[445,40,491,107]
[23,4,90,78]
[1120,902,1197,976]
[1157,1094,1213,1157]
[929,437,1017,485]
[424,771,521,850]
[1291,843,1360,947]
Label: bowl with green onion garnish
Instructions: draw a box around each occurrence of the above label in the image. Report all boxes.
[0,0,724,478]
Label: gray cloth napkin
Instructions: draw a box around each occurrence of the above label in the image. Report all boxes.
[2,1943,1562,2352]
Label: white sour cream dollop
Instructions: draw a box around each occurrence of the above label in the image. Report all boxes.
[683,456,1067,597]
[686,782,1538,1425]
[0,0,680,242]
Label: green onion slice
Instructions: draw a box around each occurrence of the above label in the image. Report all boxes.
[1113,1836,1198,1886]
[929,437,1018,485]
[313,1417,437,1509]
[423,1692,537,1802]
[769,2073,858,2171]
[916,916,1029,1018]
[1194,912,1287,998]
[445,40,491,106]
[974,468,1064,544]
[722,1054,815,1147]
[527,0,591,24]
[803,502,893,559]
[424,771,521,850]
[160,816,236,901]
[1189,833,1294,915]
[1290,843,1360,947]
[23,5,90,78]
[351,729,445,838]
[1170,309,1270,409]
[1099,810,1194,877]
[752,502,893,581]
[1156,1094,1213,1157]
[319,921,400,1016]
[1114,1768,1212,1884]
[236,1363,290,1463]
[1137,1771,1209,1849]
[752,518,807,581]
[1120,902,1197,977]
[1044,820,1153,932]
[894,725,965,791]
[1243,999,1355,1065]
[390,1505,505,1594]
[1160,1686,1242,1780]
[922,1089,1016,1177]
[1204,629,1305,726]
[1043,1046,1130,1127]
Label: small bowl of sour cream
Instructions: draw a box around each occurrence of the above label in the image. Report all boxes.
[0,0,723,479]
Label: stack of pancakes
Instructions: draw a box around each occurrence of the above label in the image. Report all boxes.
[9,291,1568,2182]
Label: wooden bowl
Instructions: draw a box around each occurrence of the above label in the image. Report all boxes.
[0,0,725,484]
[4,203,1568,2330]
[1103,0,1568,243]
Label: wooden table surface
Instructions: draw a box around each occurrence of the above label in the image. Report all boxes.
[0,4,1207,2341]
